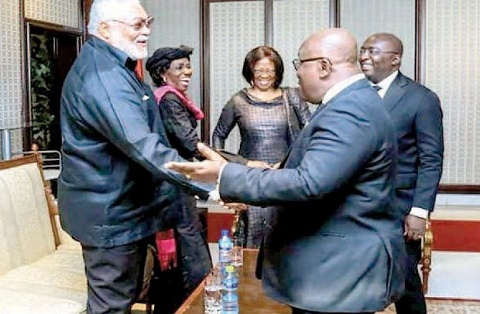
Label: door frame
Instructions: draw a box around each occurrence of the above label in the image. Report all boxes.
[23,20,82,150]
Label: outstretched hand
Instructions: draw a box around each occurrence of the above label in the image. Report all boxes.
[164,160,225,183]
[164,143,227,183]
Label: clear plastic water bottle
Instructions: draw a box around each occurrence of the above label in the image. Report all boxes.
[222,265,239,314]
[218,229,233,276]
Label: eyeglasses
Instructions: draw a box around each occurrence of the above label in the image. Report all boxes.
[292,56,331,71]
[107,16,155,31]
[359,47,398,56]
[253,68,276,75]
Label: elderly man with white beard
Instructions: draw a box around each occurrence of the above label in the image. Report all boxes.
[58,0,212,312]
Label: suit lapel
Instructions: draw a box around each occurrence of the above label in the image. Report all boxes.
[383,73,408,112]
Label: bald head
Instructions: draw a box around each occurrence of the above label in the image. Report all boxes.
[296,28,361,103]
[359,33,403,84]
[302,28,359,66]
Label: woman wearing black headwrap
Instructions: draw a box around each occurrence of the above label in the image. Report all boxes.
[146,46,212,313]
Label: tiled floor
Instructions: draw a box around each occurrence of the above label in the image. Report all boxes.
[426,251,480,300]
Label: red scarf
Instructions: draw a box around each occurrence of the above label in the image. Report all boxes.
[153,85,204,120]
[155,229,177,271]
[153,85,203,271]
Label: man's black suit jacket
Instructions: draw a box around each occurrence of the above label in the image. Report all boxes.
[218,78,406,312]
[383,72,443,214]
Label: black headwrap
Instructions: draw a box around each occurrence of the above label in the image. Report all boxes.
[146,45,193,86]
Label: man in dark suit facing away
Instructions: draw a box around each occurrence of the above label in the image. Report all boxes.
[166,28,406,314]
[360,33,444,314]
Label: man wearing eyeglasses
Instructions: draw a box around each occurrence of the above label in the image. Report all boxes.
[166,28,406,314]
[58,0,213,312]
[360,33,443,314]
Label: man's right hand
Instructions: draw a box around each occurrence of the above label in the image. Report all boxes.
[164,159,225,183]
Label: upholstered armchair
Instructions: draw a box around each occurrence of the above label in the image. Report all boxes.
[0,154,86,313]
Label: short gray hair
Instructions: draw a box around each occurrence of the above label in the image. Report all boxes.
[87,0,140,35]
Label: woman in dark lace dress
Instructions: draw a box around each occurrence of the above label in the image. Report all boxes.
[212,46,311,248]
[146,46,211,313]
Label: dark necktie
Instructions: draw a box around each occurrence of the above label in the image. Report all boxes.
[373,85,382,92]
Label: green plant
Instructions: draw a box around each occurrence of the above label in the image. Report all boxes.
[30,32,55,149]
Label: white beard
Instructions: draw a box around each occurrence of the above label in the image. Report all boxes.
[110,31,148,60]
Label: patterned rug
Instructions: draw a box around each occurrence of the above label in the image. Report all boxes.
[378,298,480,313]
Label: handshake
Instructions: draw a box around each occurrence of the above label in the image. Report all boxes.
[165,142,279,210]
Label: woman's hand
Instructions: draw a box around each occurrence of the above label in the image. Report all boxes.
[197,142,227,162]
[246,160,272,168]
[221,202,248,211]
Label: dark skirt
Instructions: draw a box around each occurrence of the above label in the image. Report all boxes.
[236,205,274,249]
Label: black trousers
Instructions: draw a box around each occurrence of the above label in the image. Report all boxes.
[292,308,373,314]
[81,237,151,314]
[394,239,427,314]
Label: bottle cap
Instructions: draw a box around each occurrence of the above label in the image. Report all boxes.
[220,229,229,237]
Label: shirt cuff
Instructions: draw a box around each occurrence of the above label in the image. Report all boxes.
[208,162,228,202]
[217,162,228,184]
[209,188,220,202]
[409,207,429,219]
